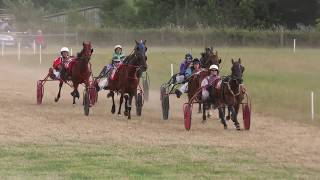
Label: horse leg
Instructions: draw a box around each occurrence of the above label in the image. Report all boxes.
[202,102,207,123]
[110,91,116,114]
[118,94,124,115]
[71,84,79,104]
[198,103,202,113]
[127,93,134,120]
[124,94,129,116]
[226,108,231,120]
[207,104,211,118]
[228,106,240,130]
[218,107,227,129]
[54,80,63,102]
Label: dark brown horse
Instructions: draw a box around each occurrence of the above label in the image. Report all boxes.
[187,49,221,119]
[107,40,147,119]
[209,58,245,130]
[54,42,93,104]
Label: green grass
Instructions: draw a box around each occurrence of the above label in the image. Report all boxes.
[2,46,320,178]
[0,143,318,179]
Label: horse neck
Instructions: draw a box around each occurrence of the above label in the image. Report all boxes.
[224,75,240,95]
[78,56,89,72]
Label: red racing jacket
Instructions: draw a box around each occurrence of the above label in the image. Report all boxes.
[53,57,64,70]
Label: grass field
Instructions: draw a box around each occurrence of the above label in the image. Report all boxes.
[7,45,320,122]
[1,144,318,179]
[1,45,320,179]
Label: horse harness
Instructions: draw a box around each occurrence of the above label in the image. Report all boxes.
[221,76,245,105]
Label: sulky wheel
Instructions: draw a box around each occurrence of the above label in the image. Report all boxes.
[83,89,90,116]
[37,80,44,104]
[242,103,251,130]
[143,77,149,102]
[161,94,169,120]
[184,103,192,131]
[160,86,166,100]
[89,86,97,106]
[136,93,143,116]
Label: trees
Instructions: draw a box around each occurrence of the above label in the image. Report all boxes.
[3,0,44,29]
[2,0,320,30]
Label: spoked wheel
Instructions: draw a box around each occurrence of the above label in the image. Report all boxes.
[184,103,192,131]
[37,80,44,104]
[136,92,143,116]
[83,89,90,116]
[242,103,251,130]
[89,85,97,106]
[143,77,149,102]
[160,86,169,120]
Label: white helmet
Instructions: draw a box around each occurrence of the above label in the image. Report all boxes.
[209,64,219,71]
[60,47,69,53]
[114,45,122,50]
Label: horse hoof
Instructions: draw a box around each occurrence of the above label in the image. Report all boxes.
[54,98,58,102]
[124,111,128,116]
[111,106,115,114]
[224,125,228,129]
[118,114,122,117]
[226,116,230,120]
[107,92,114,98]
[201,120,207,124]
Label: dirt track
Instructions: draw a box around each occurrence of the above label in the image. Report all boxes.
[0,59,320,170]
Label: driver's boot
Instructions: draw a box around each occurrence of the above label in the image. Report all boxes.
[175,89,182,98]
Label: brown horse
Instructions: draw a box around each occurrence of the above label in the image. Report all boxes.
[209,58,245,130]
[54,42,93,104]
[107,40,147,119]
[187,49,221,120]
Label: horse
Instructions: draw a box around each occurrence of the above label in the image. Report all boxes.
[187,49,221,120]
[54,42,93,104]
[207,58,245,130]
[107,40,147,119]
[200,47,220,69]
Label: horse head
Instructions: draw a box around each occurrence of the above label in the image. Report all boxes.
[201,50,221,69]
[231,58,245,83]
[133,40,148,72]
[78,42,93,62]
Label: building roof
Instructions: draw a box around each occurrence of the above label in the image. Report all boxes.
[43,6,100,19]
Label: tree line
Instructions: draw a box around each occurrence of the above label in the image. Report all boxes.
[2,0,320,30]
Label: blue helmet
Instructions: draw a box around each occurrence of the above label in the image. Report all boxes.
[185,53,193,61]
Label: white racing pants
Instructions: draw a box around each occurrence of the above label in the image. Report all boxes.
[175,75,185,84]
[53,69,60,79]
[179,82,188,93]
[98,78,108,89]
[201,78,210,100]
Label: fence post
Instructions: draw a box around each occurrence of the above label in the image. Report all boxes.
[18,41,21,62]
[1,41,4,56]
[39,44,42,64]
[171,64,173,77]
[33,40,36,55]
[311,91,314,120]
[293,38,296,53]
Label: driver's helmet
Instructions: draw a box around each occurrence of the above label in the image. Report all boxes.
[193,58,200,64]
[114,45,122,52]
[185,53,193,62]
[60,47,69,53]
[209,64,219,71]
